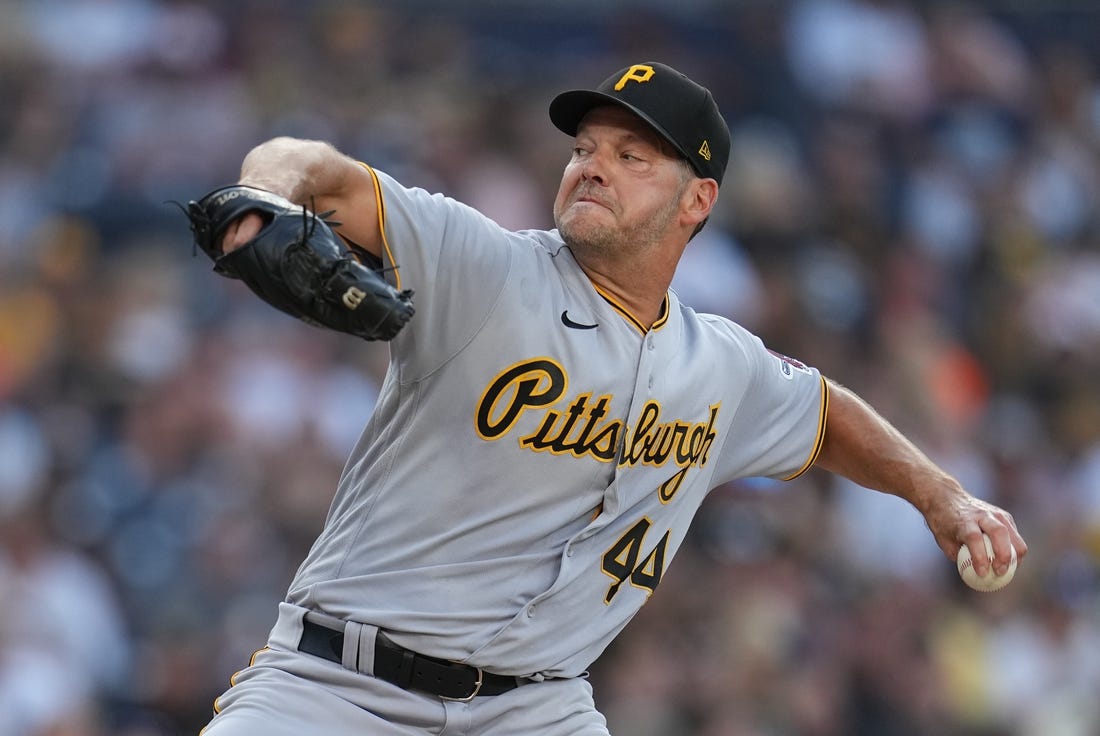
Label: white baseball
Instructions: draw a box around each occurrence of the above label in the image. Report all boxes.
[957,534,1017,592]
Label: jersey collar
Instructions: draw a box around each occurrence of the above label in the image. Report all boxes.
[591,285,671,335]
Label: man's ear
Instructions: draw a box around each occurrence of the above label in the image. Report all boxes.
[682,178,719,229]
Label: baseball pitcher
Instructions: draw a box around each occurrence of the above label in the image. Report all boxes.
[188,62,1027,735]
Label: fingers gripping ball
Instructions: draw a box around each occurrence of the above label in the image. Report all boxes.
[184,185,414,341]
[957,534,1017,592]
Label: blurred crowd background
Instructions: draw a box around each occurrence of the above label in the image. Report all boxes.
[2,0,1100,734]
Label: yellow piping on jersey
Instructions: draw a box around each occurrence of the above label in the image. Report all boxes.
[782,375,830,481]
[592,287,670,335]
[357,162,402,292]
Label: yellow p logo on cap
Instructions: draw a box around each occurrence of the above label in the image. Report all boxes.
[614,64,655,90]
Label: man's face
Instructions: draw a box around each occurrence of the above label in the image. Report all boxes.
[553,106,690,260]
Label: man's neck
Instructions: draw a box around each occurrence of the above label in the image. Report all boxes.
[575,252,678,331]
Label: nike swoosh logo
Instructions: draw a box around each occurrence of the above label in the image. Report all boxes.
[561,310,598,330]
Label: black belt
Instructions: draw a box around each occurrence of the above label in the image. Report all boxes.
[297,615,522,700]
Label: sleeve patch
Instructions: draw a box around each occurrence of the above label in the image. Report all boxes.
[767,349,813,380]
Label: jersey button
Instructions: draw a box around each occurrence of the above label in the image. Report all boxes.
[527,604,536,618]
[566,544,575,557]
[647,338,655,351]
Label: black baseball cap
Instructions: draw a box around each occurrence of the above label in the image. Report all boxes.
[549,62,731,185]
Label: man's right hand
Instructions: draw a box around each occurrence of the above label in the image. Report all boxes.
[229,138,384,259]
[183,183,414,341]
[221,212,264,253]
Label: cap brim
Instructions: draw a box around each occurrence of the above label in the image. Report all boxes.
[549,89,693,165]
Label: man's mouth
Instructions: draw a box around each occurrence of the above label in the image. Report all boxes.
[574,191,611,210]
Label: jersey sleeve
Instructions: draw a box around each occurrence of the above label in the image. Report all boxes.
[712,328,829,483]
[361,165,515,375]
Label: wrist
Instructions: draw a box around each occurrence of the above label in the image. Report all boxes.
[909,469,966,518]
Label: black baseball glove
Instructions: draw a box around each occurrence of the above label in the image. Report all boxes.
[183,185,414,341]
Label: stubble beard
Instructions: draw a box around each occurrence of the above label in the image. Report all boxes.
[556,191,682,264]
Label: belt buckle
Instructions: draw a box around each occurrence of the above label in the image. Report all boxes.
[440,667,483,702]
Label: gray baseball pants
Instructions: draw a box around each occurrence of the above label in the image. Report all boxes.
[200,603,611,736]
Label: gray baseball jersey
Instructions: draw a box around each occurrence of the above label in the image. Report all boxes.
[284,165,827,680]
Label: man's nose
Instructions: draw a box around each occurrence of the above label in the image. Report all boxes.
[580,152,608,185]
